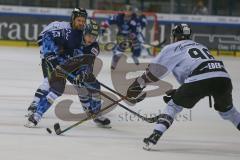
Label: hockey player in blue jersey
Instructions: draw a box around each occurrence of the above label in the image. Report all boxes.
[69,20,111,127]
[25,25,83,127]
[26,8,88,117]
[25,20,111,127]
[100,7,142,70]
[133,8,151,57]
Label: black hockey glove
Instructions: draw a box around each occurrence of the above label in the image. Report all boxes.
[163,89,176,104]
[45,53,59,69]
[75,72,96,85]
[126,77,146,99]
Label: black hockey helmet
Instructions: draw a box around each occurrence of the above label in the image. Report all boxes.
[172,24,191,40]
[71,8,88,21]
[84,19,100,37]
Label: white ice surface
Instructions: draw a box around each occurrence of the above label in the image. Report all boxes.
[0,46,239,160]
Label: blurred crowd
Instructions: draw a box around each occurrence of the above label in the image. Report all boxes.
[0,0,239,16]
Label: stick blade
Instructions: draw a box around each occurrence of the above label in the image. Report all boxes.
[104,42,116,51]
[54,123,62,135]
[142,43,151,49]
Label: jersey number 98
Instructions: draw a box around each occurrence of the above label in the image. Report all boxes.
[188,48,214,60]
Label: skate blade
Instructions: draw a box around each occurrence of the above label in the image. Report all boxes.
[25,114,45,118]
[24,121,37,128]
[143,143,154,151]
[95,123,112,129]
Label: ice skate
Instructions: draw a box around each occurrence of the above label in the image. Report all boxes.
[24,113,42,128]
[25,101,37,117]
[143,130,162,151]
[93,116,111,128]
[132,55,139,65]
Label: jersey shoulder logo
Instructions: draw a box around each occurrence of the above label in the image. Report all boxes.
[91,47,99,56]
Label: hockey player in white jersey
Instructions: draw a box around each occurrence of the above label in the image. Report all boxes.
[27,8,88,117]
[126,24,240,150]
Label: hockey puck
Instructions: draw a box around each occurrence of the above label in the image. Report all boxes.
[46,128,52,134]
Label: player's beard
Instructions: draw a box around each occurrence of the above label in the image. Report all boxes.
[73,23,84,30]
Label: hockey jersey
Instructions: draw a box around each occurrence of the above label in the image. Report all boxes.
[106,13,138,36]
[38,21,71,45]
[38,21,71,58]
[70,41,100,75]
[41,28,83,64]
[137,14,147,32]
[151,40,229,84]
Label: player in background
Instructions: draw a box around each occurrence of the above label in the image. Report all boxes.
[25,20,111,128]
[26,8,88,117]
[132,7,151,57]
[100,6,141,70]
[126,24,240,149]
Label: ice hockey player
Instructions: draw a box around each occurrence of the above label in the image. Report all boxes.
[100,6,142,69]
[26,8,88,117]
[126,24,240,150]
[132,7,150,57]
[25,20,111,128]
[71,20,111,127]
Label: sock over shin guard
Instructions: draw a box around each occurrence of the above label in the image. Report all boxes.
[154,100,183,133]
[219,106,240,130]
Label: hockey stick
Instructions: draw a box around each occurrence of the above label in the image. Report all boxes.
[99,81,145,104]
[55,66,157,121]
[54,96,125,135]
[101,39,166,51]
[53,83,158,135]
[92,82,161,123]
[141,39,167,49]
[44,52,146,104]
[53,93,160,135]
[53,87,160,135]
[52,82,153,134]
[96,87,156,123]
[101,40,132,51]
[55,65,147,104]
[54,65,145,104]
[54,66,160,123]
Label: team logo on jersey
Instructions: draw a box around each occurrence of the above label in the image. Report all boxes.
[91,47,99,56]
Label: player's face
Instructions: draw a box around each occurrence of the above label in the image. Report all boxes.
[84,34,97,45]
[73,17,86,30]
